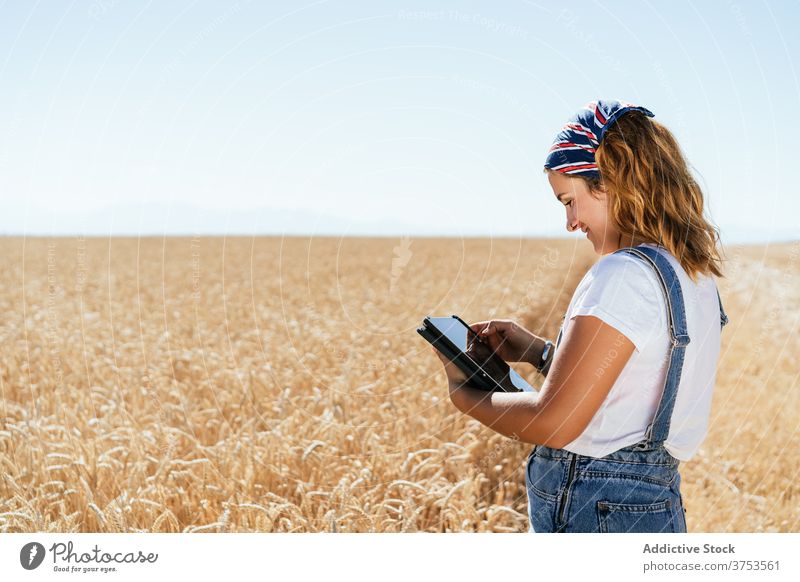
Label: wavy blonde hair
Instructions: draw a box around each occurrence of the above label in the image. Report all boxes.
[547,111,724,282]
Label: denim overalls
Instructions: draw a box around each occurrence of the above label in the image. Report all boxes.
[525,245,729,533]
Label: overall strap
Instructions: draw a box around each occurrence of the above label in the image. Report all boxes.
[613,245,690,446]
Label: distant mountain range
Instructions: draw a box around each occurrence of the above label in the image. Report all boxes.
[0,202,797,243]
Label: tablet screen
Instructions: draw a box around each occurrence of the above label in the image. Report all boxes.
[427,316,472,351]
[426,316,535,393]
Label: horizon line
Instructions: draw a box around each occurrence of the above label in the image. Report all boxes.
[0,233,797,246]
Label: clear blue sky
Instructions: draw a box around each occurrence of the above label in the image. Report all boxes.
[1,0,798,242]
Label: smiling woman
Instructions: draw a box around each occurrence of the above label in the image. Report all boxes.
[434,99,729,533]
[547,171,640,256]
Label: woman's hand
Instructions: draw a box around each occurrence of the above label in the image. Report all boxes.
[469,319,543,365]
[430,347,484,407]
[431,347,468,386]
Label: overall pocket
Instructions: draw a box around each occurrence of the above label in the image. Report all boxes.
[596,499,676,533]
[525,449,565,533]
[526,451,566,502]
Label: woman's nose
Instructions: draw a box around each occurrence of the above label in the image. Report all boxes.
[566,215,579,232]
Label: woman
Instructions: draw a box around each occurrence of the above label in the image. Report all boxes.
[433,99,728,533]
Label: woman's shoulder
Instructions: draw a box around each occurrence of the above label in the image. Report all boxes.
[598,244,719,295]
[589,249,663,292]
[592,245,702,290]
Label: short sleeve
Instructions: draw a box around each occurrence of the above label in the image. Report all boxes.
[569,253,666,352]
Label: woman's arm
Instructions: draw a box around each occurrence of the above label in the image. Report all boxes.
[446,315,635,448]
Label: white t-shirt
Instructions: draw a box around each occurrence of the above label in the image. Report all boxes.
[559,243,722,461]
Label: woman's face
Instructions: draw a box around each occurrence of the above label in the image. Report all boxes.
[547,171,621,255]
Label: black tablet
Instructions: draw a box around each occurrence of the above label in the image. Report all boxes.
[418,315,536,393]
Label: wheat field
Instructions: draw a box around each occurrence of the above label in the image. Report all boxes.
[0,236,797,533]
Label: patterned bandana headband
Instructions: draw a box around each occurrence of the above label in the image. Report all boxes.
[544,99,655,179]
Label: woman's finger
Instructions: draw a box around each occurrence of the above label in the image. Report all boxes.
[470,321,494,335]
